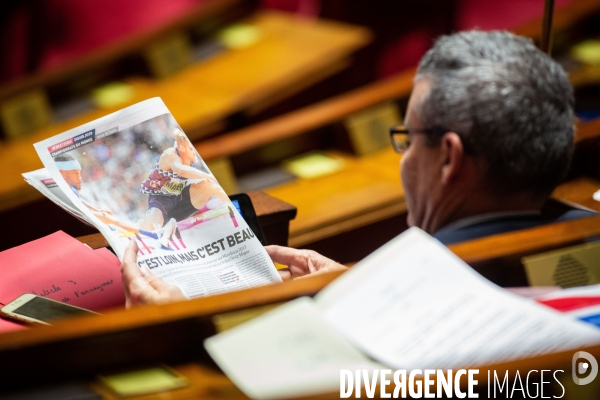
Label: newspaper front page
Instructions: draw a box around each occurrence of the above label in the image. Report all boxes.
[33,98,281,298]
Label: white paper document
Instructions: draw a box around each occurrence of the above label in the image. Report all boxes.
[204,228,600,399]
[29,98,281,299]
[205,297,382,399]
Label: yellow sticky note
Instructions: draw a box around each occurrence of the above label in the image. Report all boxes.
[217,24,262,49]
[98,366,188,396]
[91,82,134,109]
[283,151,345,179]
[571,40,600,64]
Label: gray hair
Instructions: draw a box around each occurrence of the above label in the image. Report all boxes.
[415,30,574,197]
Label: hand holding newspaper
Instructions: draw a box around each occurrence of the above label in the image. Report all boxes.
[27,98,281,299]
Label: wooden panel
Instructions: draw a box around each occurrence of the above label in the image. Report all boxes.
[552,177,600,212]
[89,344,600,400]
[576,118,600,142]
[0,272,343,394]
[553,118,600,209]
[242,190,297,246]
[449,214,600,286]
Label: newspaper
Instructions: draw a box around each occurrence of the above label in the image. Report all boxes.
[29,98,281,298]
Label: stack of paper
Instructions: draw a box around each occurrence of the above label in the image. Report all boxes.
[0,231,125,333]
[204,228,600,399]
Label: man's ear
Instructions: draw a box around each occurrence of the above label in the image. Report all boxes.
[440,132,465,185]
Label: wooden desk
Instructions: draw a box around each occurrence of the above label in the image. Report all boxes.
[195,69,415,161]
[3,215,600,397]
[0,271,343,395]
[265,148,404,248]
[552,176,600,212]
[552,118,600,212]
[0,11,370,213]
[2,262,600,398]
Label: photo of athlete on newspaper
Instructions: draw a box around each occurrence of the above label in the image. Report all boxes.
[51,113,237,255]
[139,128,232,249]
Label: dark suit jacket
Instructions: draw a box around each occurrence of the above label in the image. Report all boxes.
[433,209,596,246]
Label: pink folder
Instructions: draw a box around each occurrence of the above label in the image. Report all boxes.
[0,231,125,332]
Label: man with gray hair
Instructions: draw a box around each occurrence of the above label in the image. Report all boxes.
[393,29,578,244]
[121,30,592,303]
[265,30,591,280]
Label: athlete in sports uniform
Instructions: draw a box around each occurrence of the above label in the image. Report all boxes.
[139,129,230,246]
[56,153,114,216]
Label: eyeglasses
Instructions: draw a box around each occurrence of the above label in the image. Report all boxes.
[389,125,447,153]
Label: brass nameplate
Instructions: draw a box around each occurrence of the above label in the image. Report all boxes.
[1,89,52,139]
[144,33,192,78]
[344,102,402,156]
[523,241,600,287]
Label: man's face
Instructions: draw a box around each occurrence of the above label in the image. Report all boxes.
[60,169,82,190]
[400,79,444,231]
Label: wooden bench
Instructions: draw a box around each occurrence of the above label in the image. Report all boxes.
[1,276,597,398]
